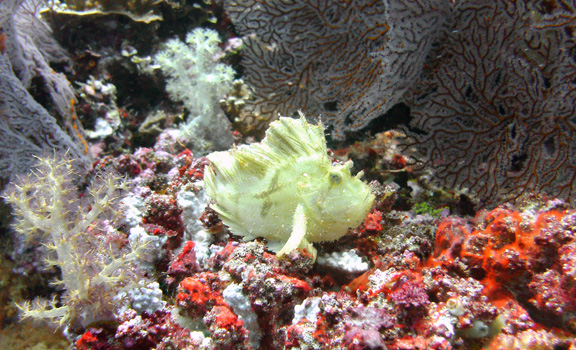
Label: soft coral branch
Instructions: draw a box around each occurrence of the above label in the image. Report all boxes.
[3,154,147,332]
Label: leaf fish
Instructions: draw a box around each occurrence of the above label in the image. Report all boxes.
[204,112,375,261]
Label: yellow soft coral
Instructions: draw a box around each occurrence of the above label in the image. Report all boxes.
[3,154,146,331]
[204,113,375,260]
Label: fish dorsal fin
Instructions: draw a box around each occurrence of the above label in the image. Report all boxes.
[207,112,326,182]
[263,112,326,160]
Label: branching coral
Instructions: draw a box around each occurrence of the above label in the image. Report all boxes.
[3,155,147,332]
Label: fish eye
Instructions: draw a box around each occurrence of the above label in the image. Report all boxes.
[330,172,341,183]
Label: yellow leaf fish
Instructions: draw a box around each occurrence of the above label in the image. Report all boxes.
[204,113,375,260]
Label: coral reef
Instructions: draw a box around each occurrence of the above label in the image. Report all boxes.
[4,134,576,350]
[1,0,576,349]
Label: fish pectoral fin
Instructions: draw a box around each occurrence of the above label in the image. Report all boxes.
[276,204,317,261]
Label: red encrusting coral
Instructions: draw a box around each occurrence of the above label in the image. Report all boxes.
[166,241,200,287]
[75,309,195,350]
[177,273,226,319]
[427,206,576,330]
[76,327,114,350]
[115,309,193,349]
[174,150,209,183]
[358,210,384,234]
[204,306,250,350]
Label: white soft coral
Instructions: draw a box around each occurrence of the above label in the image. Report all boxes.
[154,28,235,155]
[154,28,234,116]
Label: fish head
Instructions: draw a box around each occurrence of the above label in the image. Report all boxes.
[303,160,375,228]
